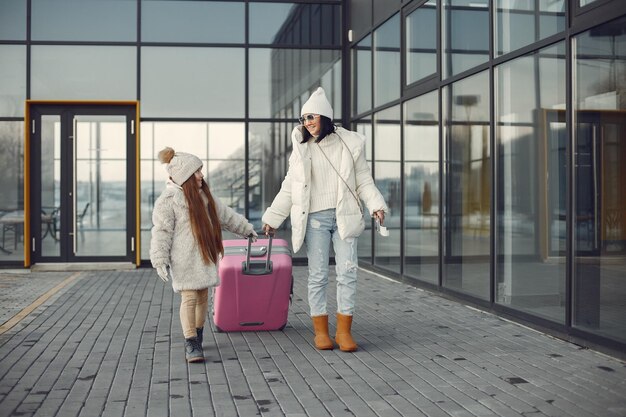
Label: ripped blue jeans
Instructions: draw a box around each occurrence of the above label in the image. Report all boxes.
[304,209,359,316]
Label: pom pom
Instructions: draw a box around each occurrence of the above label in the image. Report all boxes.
[158,147,175,164]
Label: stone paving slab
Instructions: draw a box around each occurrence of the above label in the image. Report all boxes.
[0,267,624,417]
[0,270,76,327]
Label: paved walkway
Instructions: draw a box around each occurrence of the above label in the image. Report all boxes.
[0,268,624,417]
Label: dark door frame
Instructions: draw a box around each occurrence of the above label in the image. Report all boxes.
[24,101,141,267]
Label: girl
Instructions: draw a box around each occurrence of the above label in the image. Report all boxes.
[150,147,257,363]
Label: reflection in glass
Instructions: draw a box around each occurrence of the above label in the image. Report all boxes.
[73,116,127,257]
[574,17,626,343]
[31,46,136,101]
[374,14,401,107]
[0,45,26,117]
[0,122,24,262]
[141,122,247,254]
[249,49,341,119]
[142,47,244,118]
[374,106,401,273]
[142,1,244,43]
[0,0,26,40]
[353,36,372,116]
[442,0,489,78]
[249,3,340,46]
[495,0,565,56]
[443,71,490,299]
[404,91,439,284]
[406,1,437,84]
[31,0,136,42]
[248,123,304,256]
[355,121,373,264]
[495,43,566,322]
[40,117,61,259]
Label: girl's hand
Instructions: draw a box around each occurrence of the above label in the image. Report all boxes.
[156,265,170,282]
[248,230,259,242]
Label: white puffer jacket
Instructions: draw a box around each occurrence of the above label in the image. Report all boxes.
[150,180,255,292]
[262,126,388,253]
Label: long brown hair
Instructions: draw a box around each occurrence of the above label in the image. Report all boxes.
[181,177,224,264]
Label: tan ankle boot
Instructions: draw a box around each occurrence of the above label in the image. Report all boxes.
[312,315,334,350]
[335,313,358,352]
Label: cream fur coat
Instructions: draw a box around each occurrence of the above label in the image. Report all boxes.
[150,181,255,292]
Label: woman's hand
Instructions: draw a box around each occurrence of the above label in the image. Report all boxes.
[373,210,385,226]
[262,224,276,236]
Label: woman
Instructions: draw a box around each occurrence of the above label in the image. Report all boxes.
[262,87,388,352]
[150,147,257,363]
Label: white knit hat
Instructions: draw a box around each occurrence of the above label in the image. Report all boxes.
[301,87,333,120]
[158,147,202,186]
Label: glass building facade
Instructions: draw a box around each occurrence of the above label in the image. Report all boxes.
[0,0,624,355]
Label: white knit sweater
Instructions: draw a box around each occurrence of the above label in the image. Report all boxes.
[309,133,342,213]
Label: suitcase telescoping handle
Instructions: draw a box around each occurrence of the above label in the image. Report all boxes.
[244,233,273,275]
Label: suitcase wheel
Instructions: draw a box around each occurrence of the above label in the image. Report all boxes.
[278,323,286,331]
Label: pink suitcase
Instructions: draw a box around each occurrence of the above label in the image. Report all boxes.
[213,235,292,332]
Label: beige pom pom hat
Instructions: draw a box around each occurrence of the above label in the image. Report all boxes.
[158,147,202,186]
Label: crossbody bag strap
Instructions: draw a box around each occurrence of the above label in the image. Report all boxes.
[315,140,364,215]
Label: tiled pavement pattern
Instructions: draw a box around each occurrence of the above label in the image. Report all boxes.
[0,271,76,326]
[0,268,625,417]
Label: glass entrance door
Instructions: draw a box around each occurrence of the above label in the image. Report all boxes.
[30,105,136,263]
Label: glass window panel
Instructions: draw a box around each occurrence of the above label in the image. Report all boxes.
[374,106,401,161]
[442,0,489,78]
[404,90,439,284]
[443,71,490,299]
[0,45,26,117]
[140,158,157,262]
[142,1,244,43]
[333,60,342,120]
[249,3,340,46]
[320,61,342,120]
[208,123,245,160]
[140,121,246,259]
[249,49,341,119]
[573,17,626,344]
[406,1,437,84]
[39,117,61,258]
[355,120,374,263]
[495,0,565,57]
[495,42,566,323]
[73,116,128,257]
[0,0,26,40]
[31,0,136,42]
[142,47,244,118]
[31,46,136,101]
[248,122,307,258]
[0,122,24,262]
[374,14,400,107]
[353,35,372,116]
[374,106,401,273]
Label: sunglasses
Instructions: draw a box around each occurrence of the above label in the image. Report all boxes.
[298,114,319,124]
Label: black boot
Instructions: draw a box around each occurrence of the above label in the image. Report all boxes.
[196,327,204,347]
[184,337,204,363]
